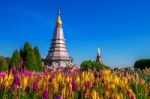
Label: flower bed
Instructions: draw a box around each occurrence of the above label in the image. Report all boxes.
[0,68,149,99]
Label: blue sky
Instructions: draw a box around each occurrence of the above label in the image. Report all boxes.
[0,0,150,68]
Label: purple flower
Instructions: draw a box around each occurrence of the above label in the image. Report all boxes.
[13,75,21,86]
[25,86,30,93]
[43,90,49,99]
[49,77,53,83]
[101,79,105,84]
[18,58,24,68]
[0,73,6,78]
[54,95,63,99]
[130,96,134,99]
[94,72,98,78]
[44,69,49,75]
[72,80,77,91]
[33,81,38,91]
[0,84,3,89]
[22,69,28,76]
[84,81,91,88]
[28,71,32,77]
[12,66,18,75]
[49,73,55,83]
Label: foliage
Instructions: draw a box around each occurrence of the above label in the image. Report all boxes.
[80,60,105,71]
[9,50,20,69]
[139,68,150,82]
[0,57,8,71]
[23,46,37,71]
[7,42,43,71]
[33,46,43,71]
[142,75,150,82]
[130,81,149,99]
[22,42,32,58]
[134,59,150,69]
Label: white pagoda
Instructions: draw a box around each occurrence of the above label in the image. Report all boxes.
[44,10,72,67]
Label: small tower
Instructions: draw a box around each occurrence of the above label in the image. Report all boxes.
[44,10,71,67]
[96,48,102,63]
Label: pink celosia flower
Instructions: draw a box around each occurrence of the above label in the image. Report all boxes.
[43,90,49,99]
[84,81,91,88]
[130,96,134,99]
[12,65,18,75]
[33,81,38,91]
[44,69,49,76]
[22,69,28,76]
[18,58,24,68]
[54,95,63,99]
[13,74,21,86]
[72,80,77,91]
[25,86,30,93]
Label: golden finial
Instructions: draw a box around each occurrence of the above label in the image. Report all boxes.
[56,10,62,27]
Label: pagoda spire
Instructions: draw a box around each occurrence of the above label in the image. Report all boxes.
[97,48,100,56]
[96,48,102,63]
[56,10,62,27]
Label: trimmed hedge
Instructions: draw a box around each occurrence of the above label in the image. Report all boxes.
[134,59,150,69]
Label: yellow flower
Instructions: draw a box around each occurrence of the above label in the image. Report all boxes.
[76,75,80,86]
[22,76,28,89]
[57,73,62,81]
[5,73,13,89]
[52,79,58,92]
[114,76,119,85]
[91,90,98,99]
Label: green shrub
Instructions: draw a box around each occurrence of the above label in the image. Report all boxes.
[80,60,105,71]
[134,59,150,69]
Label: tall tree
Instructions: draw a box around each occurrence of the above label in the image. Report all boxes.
[9,50,20,69]
[22,42,32,60]
[23,42,37,71]
[33,46,43,71]
[0,56,8,71]
[24,48,37,71]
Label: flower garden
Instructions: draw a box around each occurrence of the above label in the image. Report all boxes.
[0,67,149,99]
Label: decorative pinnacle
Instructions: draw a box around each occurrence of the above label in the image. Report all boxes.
[56,10,62,27]
[97,48,101,56]
[58,9,61,15]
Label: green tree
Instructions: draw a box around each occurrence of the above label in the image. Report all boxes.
[134,59,150,69]
[22,42,37,71]
[0,56,8,71]
[9,50,20,69]
[22,42,32,60]
[8,42,44,71]
[24,48,37,71]
[92,61,104,71]
[80,60,92,70]
[80,60,105,71]
[33,46,43,71]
